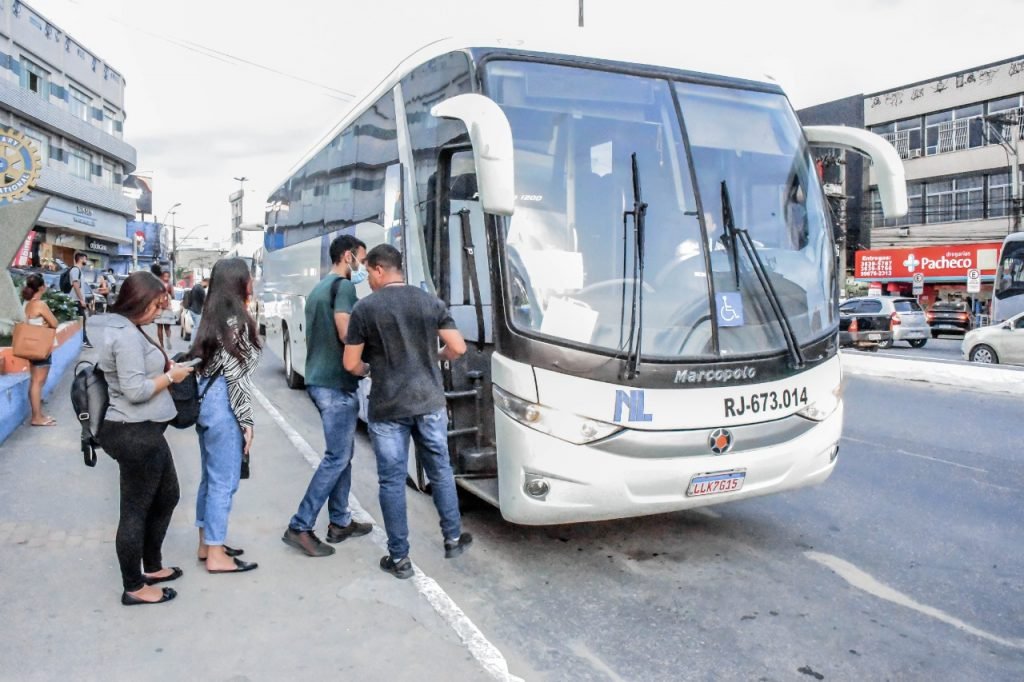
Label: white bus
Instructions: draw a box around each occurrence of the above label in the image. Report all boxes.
[261,38,907,524]
[993,232,1024,323]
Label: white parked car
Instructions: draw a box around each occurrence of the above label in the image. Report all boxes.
[961,312,1024,365]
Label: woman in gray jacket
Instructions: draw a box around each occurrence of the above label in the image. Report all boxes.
[96,272,194,605]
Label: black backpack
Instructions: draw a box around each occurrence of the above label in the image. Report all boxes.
[70,360,108,467]
[168,353,219,428]
[59,267,76,294]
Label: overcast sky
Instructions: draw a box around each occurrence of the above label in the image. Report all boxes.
[28,0,1024,244]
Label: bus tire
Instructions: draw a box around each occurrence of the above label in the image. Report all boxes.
[283,328,305,389]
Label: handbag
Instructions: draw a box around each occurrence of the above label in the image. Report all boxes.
[12,322,56,361]
[168,352,220,428]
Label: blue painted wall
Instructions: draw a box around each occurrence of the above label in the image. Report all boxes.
[0,331,83,445]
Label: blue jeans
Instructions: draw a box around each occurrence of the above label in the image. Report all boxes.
[190,311,202,331]
[195,376,243,545]
[368,408,461,560]
[289,386,359,531]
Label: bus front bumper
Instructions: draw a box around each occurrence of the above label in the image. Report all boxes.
[494,402,843,525]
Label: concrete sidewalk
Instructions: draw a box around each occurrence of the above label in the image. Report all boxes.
[0,359,488,680]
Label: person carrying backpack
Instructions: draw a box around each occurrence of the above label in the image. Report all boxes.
[93,271,194,605]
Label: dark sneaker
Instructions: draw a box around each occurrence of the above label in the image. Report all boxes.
[444,532,473,559]
[379,555,414,579]
[281,527,335,557]
[326,520,373,543]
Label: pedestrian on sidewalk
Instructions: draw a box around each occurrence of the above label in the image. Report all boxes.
[188,277,208,331]
[343,244,471,580]
[95,271,195,606]
[20,274,58,426]
[190,258,261,574]
[282,235,373,558]
[154,270,176,350]
[68,251,93,347]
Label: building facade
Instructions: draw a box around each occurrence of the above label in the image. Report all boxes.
[800,55,1024,310]
[1,0,136,271]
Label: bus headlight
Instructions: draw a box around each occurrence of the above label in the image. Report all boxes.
[493,386,622,445]
[796,383,843,422]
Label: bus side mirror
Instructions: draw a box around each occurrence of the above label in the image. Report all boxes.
[431,94,516,217]
[804,125,908,219]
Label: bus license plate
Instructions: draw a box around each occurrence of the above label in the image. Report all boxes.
[687,470,745,497]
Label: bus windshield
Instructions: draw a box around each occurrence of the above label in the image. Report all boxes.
[485,60,835,360]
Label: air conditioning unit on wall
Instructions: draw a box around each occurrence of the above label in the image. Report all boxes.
[908,149,923,159]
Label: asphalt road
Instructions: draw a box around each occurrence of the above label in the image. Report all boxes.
[252,353,1024,681]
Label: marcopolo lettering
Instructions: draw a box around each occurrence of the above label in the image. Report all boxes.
[674,366,757,384]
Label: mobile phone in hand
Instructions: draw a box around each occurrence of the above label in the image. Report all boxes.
[179,357,202,367]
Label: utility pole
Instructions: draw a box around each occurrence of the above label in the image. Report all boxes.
[986,114,1021,232]
[578,0,584,27]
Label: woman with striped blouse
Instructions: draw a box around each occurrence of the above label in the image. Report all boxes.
[190,258,262,574]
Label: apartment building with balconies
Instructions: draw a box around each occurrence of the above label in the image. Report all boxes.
[1,0,137,270]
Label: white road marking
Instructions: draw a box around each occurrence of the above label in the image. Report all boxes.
[841,435,988,473]
[253,387,521,682]
[805,551,1024,651]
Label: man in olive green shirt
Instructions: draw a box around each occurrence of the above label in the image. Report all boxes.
[283,234,373,557]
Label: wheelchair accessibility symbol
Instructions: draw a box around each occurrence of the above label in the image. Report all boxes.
[717,292,744,327]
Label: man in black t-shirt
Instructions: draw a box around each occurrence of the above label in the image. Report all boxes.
[344,244,471,579]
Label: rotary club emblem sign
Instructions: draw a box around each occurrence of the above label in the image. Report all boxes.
[0,128,41,204]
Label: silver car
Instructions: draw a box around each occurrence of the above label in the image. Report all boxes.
[841,296,931,348]
[961,312,1024,365]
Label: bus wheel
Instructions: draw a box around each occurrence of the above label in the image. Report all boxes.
[283,328,304,389]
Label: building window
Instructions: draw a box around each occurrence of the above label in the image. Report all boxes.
[18,124,48,167]
[103,107,117,135]
[954,176,984,221]
[987,94,1024,142]
[66,144,91,180]
[69,85,92,121]
[988,172,1011,218]
[102,160,115,188]
[872,118,922,159]
[925,180,954,223]
[19,57,48,98]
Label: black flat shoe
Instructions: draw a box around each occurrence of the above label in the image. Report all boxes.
[207,557,258,574]
[121,587,177,606]
[144,566,183,585]
[196,544,244,561]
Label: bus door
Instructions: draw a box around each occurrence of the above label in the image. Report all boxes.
[433,147,498,478]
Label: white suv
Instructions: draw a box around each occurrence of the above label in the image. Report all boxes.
[842,296,931,348]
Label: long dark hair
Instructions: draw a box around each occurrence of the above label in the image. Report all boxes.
[192,258,261,369]
[110,271,166,322]
[21,274,45,302]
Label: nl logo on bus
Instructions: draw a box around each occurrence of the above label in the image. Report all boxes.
[613,390,653,423]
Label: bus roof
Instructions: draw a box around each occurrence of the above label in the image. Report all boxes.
[274,36,784,191]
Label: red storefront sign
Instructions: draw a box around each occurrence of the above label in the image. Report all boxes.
[855,242,1002,281]
[11,230,35,267]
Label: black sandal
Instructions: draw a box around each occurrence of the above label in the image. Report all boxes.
[144,566,183,585]
[207,557,258,574]
[196,544,244,561]
[121,587,177,606]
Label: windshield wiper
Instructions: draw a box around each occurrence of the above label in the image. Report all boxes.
[622,153,648,380]
[720,181,804,369]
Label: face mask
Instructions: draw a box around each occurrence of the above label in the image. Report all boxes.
[350,259,368,285]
